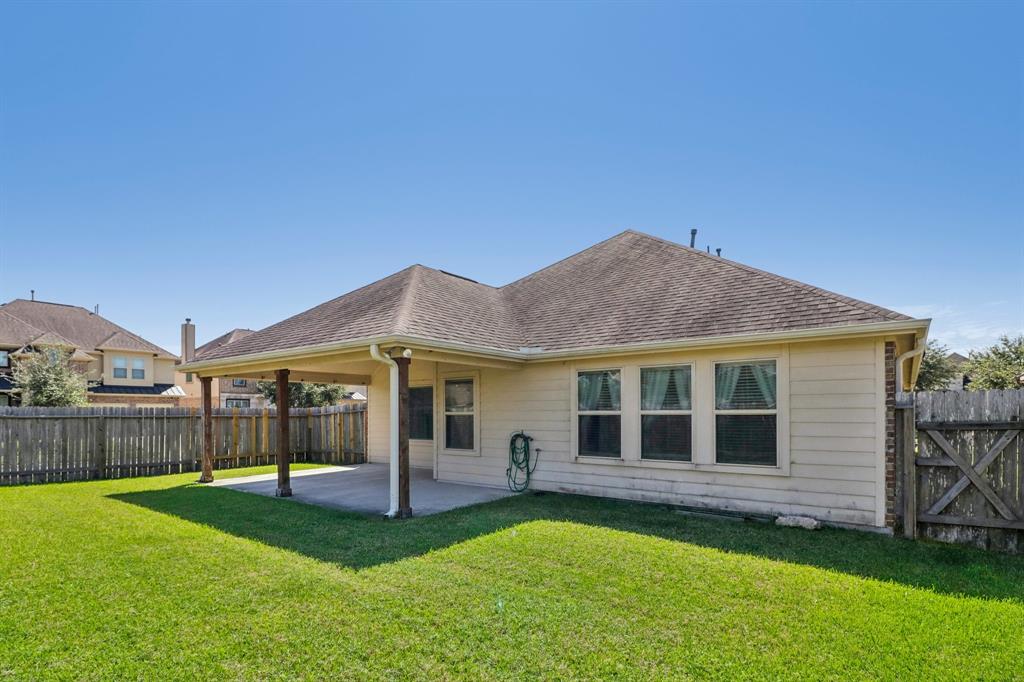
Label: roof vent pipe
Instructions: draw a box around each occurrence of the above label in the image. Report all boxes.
[716,248,721,257]
[369,344,401,518]
[689,229,697,248]
[94,304,99,315]
[30,290,35,301]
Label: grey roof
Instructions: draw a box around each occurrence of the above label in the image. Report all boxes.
[0,299,176,359]
[198,230,913,362]
[195,328,257,360]
[89,383,186,396]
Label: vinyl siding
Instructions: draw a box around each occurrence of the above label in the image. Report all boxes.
[366,337,888,527]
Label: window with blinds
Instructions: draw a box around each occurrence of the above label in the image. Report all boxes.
[577,369,621,457]
[714,360,777,465]
[640,365,692,461]
[409,386,433,440]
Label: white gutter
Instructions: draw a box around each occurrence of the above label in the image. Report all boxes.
[896,335,927,393]
[179,319,931,374]
[369,344,400,518]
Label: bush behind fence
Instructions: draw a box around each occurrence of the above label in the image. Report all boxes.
[0,404,366,486]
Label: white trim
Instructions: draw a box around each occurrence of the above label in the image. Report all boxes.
[178,320,930,374]
[439,370,480,456]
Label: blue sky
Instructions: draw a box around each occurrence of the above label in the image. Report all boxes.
[1,1,1021,355]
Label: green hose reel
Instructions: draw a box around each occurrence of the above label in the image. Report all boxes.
[506,431,539,493]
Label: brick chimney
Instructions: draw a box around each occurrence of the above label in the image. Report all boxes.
[181,318,196,362]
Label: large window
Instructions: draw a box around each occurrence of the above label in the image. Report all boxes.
[409,386,433,440]
[225,398,250,408]
[714,360,777,466]
[444,378,474,450]
[641,365,692,461]
[131,358,145,380]
[577,369,621,457]
[112,356,127,379]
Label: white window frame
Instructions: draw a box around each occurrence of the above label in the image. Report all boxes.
[225,398,250,409]
[574,367,623,459]
[0,350,9,368]
[440,371,480,456]
[131,357,145,380]
[638,362,694,462]
[712,357,781,469]
[112,356,127,379]
[232,378,247,387]
[409,383,435,443]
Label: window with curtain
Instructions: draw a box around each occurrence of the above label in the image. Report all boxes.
[641,365,692,461]
[577,369,621,457]
[113,356,127,378]
[410,386,434,440]
[714,360,777,466]
[444,378,474,450]
[131,358,145,380]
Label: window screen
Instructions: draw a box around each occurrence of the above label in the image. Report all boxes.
[715,360,777,466]
[409,386,433,440]
[641,366,692,461]
[577,370,621,457]
[444,379,474,450]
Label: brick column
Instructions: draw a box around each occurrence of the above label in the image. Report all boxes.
[884,341,898,530]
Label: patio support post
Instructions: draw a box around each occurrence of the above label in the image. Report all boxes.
[276,369,292,497]
[199,376,214,483]
[395,355,412,517]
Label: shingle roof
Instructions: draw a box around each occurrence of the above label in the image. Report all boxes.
[197,230,914,362]
[0,299,176,359]
[88,383,185,396]
[195,328,256,360]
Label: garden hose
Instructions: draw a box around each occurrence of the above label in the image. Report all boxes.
[506,431,538,493]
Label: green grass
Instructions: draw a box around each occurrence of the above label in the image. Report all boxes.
[1,465,1022,680]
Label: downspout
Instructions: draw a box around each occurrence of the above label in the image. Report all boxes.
[896,336,926,393]
[370,344,400,517]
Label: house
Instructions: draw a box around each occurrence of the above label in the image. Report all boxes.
[945,352,970,390]
[176,321,270,409]
[176,320,367,409]
[180,230,929,530]
[0,298,183,407]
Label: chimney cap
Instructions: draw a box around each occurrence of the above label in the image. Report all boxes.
[185,317,192,324]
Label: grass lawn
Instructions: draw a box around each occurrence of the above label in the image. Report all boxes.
[1,465,1022,680]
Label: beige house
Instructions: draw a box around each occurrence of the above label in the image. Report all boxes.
[0,298,182,407]
[180,231,929,531]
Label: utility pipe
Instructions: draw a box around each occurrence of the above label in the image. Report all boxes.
[896,336,926,393]
[370,344,400,517]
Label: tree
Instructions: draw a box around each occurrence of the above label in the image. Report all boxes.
[256,381,347,407]
[964,335,1024,390]
[12,346,89,407]
[914,339,959,391]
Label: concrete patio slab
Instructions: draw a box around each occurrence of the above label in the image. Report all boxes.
[209,463,513,516]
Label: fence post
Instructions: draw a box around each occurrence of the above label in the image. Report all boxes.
[899,397,917,539]
[94,413,107,480]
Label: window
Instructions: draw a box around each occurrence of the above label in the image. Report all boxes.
[112,356,127,379]
[444,378,474,450]
[131,358,145,380]
[225,398,250,408]
[185,372,193,383]
[577,369,621,457]
[409,386,433,440]
[0,350,8,368]
[232,378,247,387]
[640,365,692,461]
[714,360,777,466]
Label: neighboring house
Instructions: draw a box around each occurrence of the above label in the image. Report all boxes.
[0,298,183,407]
[181,230,930,531]
[176,321,270,409]
[945,352,970,390]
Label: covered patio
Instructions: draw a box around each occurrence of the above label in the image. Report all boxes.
[209,463,511,516]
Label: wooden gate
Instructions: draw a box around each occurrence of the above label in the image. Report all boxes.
[897,390,1023,552]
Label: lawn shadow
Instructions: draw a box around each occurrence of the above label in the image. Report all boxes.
[111,484,1024,602]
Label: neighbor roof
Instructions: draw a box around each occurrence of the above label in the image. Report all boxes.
[196,230,915,363]
[195,328,257,360]
[0,299,176,359]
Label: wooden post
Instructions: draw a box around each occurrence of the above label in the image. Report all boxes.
[199,377,214,483]
[275,369,291,497]
[396,356,412,517]
[94,412,106,480]
[900,404,917,539]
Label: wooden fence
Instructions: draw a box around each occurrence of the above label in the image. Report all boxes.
[0,403,366,486]
[897,389,1023,553]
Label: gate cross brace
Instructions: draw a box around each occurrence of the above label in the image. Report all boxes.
[923,429,1020,520]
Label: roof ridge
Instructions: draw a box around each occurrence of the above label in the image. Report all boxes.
[627,230,908,320]
[391,264,423,335]
[500,230,635,290]
[0,310,45,337]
